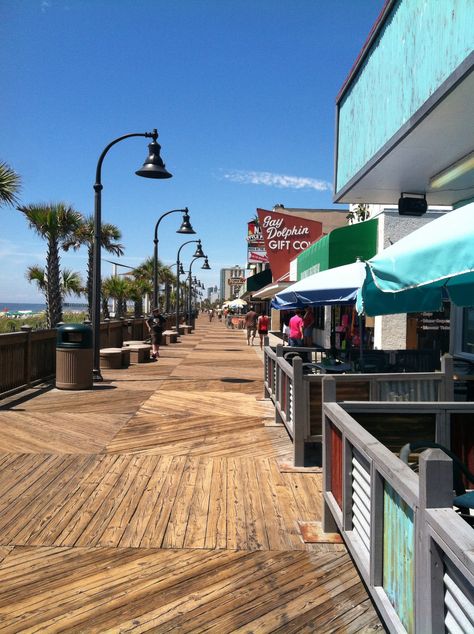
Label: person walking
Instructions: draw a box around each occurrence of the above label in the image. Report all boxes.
[244,305,258,346]
[257,310,269,349]
[288,309,304,347]
[303,307,314,346]
[146,307,166,360]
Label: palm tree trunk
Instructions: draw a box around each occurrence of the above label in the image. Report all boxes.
[46,237,63,327]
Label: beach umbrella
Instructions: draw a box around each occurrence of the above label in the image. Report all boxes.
[356,205,474,316]
[228,298,247,308]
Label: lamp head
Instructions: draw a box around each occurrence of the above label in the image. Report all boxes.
[136,134,172,179]
[193,240,205,258]
[177,210,195,234]
[179,263,185,275]
[201,257,211,270]
[192,275,197,284]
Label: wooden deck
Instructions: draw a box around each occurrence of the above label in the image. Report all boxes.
[0,318,383,632]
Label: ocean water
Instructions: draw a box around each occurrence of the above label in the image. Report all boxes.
[0,302,88,313]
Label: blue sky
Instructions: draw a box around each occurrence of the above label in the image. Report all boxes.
[1,0,382,302]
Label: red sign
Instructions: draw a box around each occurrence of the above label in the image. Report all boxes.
[257,208,323,281]
[247,220,268,265]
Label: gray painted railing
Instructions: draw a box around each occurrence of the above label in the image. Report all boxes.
[322,377,474,634]
[262,343,454,466]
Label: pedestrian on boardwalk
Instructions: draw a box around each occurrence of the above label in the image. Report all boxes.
[303,307,314,346]
[288,309,304,347]
[208,308,214,322]
[257,310,269,349]
[146,307,166,360]
[244,305,258,346]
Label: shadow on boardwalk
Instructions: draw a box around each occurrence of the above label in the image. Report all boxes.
[0,317,384,632]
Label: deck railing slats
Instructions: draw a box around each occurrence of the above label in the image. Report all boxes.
[0,318,147,399]
[262,344,454,466]
[321,379,474,634]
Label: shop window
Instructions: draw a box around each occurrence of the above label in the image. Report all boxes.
[462,307,474,355]
[315,306,325,330]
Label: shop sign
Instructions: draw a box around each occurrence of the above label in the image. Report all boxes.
[247,220,268,264]
[228,277,245,286]
[257,208,323,280]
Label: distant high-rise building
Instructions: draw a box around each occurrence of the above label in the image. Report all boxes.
[219,265,245,301]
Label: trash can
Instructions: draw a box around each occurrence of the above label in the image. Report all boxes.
[56,323,93,390]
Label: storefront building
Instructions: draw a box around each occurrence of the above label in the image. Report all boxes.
[333,0,474,360]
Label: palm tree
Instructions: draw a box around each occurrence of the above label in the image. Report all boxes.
[63,216,124,318]
[132,256,175,310]
[27,266,83,304]
[127,277,153,317]
[0,161,21,207]
[102,276,130,318]
[18,203,83,327]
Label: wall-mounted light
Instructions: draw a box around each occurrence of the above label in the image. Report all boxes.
[398,192,427,216]
[430,150,474,189]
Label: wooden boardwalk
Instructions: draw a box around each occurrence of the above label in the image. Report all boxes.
[0,318,383,632]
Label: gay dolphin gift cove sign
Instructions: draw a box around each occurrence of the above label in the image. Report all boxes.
[257,208,323,280]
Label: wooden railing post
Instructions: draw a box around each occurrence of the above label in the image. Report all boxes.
[416,449,453,633]
[20,325,32,388]
[275,345,284,425]
[292,356,305,466]
[322,377,339,533]
[441,353,454,401]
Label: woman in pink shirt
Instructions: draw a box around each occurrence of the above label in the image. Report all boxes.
[288,310,304,347]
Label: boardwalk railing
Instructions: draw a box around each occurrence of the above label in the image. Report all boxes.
[322,378,474,634]
[0,317,148,399]
[263,343,454,466]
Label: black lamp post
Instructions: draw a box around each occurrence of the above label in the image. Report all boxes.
[152,208,195,309]
[175,239,204,333]
[92,129,171,381]
[187,256,210,326]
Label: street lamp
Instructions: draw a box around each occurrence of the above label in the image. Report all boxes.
[176,239,204,333]
[187,255,211,326]
[92,128,171,381]
[153,208,195,308]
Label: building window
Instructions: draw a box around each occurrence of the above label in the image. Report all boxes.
[462,308,474,355]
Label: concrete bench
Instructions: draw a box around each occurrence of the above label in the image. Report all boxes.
[120,347,130,368]
[100,348,123,369]
[122,340,146,347]
[172,325,186,336]
[127,344,152,363]
[181,325,193,334]
[162,330,178,345]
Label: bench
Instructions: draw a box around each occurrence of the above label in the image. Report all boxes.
[162,330,178,345]
[120,347,130,368]
[100,348,123,369]
[172,325,186,336]
[122,340,146,347]
[181,324,193,335]
[127,344,152,363]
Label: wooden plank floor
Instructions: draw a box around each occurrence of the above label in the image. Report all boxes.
[0,318,384,632]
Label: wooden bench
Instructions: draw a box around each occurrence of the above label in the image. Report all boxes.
[162,330,178,345]
[127,344,152,363]
[100,348,123,369]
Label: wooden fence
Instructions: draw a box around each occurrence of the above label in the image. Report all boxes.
[322,378,474,634]
[263,343,454,466]
[0,318,148,399]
